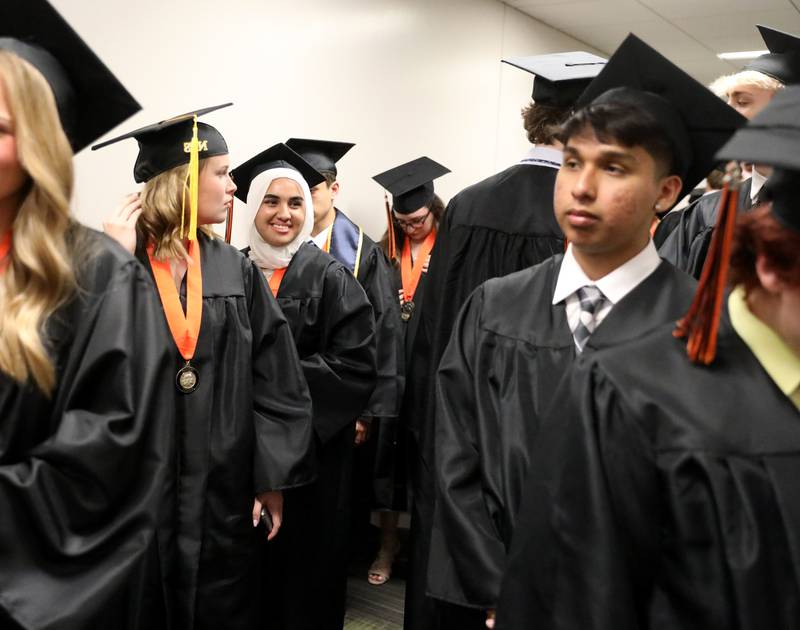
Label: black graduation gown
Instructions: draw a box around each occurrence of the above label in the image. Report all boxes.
[403,163,564,629]
[0,226,174,630]
[657,178,753,278]
[496,309,800,630]
[369,246,432,512]
[136,233,315,630]
[428,255,697,611]
[263,241,377,630]
[326,209,402,420]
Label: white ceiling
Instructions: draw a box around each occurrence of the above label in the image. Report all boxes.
[506,0,800,84]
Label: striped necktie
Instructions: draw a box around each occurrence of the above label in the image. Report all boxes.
[573,285,607,353]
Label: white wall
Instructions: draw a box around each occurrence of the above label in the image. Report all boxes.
[53,0,594,245]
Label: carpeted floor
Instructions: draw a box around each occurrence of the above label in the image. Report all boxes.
[344,574,406,629]
[344,528,408,630]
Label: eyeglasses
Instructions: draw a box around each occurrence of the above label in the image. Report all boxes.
[393,210,431,230]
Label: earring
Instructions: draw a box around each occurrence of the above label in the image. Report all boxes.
[655,203,662,210]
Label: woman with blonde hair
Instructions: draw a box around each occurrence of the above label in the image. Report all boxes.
[98,114,315,629]
[0,1,177,628]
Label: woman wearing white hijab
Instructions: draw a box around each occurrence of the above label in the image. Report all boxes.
[233,143,377,630]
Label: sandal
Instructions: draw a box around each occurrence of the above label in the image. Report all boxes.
[367,540,401,585]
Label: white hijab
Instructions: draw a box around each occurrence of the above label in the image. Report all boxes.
[246,166,314,275]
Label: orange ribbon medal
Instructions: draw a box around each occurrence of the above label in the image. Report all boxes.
[400,229,435,322]
[0,231,11,274]
[147,240,203,393]
[268,267,287,298]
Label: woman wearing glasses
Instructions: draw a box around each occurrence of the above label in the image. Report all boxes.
[367,157,450,586]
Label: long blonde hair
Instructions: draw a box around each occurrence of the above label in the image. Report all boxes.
[138,160,214,261]
[0,51,76,395]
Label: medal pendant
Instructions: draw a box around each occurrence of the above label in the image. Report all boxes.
[401,300,415,322]
[176,361,199,394]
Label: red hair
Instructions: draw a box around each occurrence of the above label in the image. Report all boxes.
[729,204,800,293]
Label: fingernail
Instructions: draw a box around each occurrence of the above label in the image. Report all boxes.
[253,519,259,527]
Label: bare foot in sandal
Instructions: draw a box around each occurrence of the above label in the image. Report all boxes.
[368,539,401,585]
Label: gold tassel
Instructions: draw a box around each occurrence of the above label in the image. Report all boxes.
[180,116,201,241]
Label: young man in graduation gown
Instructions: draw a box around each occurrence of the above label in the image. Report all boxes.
[428,34,745,628]
[657,24,799,277]
[287,138,402,437]
[400,52,605,630]
[0,3,175,627]
[497,82,800,630]
[231,143,377,630]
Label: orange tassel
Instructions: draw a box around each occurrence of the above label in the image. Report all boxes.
[673,180,740,364]
[385,192,397,262]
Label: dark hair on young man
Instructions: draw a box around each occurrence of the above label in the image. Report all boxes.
[321,171,337,187]
[379,194,446,263]
[556,101,677,178]
[522,101,571,145]
[729,204,800,293]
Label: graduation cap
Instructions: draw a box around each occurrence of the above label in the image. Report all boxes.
[744,25,800,85]
[285,138,355,177]
[230,143,326,203]
[716,85,800,232]
[576,34,746,202]
[92,103,232,183]
[501,51,606,108]
[372,157,450,215]
[0,0,140,153]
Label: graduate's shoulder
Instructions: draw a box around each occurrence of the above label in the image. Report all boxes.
[479,254,561,300]
[293,241,355,292]
[465,255,564,341]
[447,164,559,234]
[201,233,254,295]
[69,223,152,293]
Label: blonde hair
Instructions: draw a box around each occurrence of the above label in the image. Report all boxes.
[0,51,76,395]
[709,70,784,99]
[138,160,214,261]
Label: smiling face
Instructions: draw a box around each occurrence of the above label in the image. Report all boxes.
[197,154,236,225]
[555,126,681,271]
[254,177,306,246]
[0,74,27,216]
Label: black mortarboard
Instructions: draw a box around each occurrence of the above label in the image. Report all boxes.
[502,51,606,108]
[0,0,140,153]
[91,104,231,183]
[577,34,746,201]
[372,157,450,215]
[230,143,326,202]
[744,25,800,85]
[716,85,800,232]
[285,138,355,177]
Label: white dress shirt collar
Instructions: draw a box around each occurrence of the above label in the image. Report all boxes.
[552,240,661,306]
[519,144,563,169]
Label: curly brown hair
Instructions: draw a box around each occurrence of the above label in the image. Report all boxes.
[522,101,571,145]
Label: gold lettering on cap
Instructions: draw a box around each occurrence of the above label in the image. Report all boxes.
[183,140,209,153]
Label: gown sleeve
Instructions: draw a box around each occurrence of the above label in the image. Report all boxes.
[358,245,401,419]
[496,355,660,630]
[0,256,174,630]
[431,285,506,608]
[300,265,377,444]
[246,259,315,494]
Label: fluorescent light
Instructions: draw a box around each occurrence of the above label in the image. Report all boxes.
[717,50,769,60]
